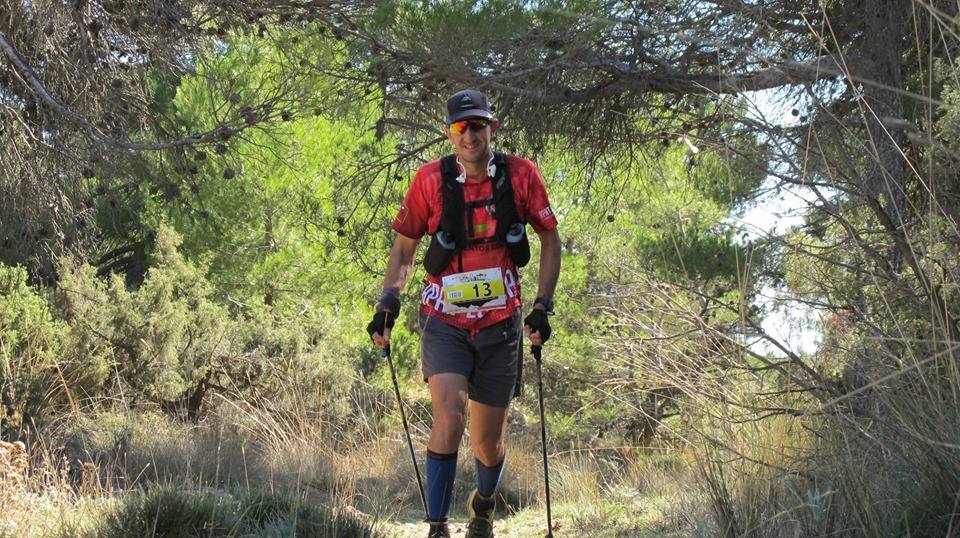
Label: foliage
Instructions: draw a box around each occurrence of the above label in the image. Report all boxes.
[1,224,371,433]
[91,486,374,538]
[141,35,395,309]
[0,0,366,279]
[507,128,767,446]
[54,226,233,418]
[0,265,67,439]
[5,0,960,534]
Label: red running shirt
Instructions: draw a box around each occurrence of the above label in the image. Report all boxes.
[392,155,558,330]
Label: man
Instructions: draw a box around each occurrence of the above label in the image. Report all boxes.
[367,89,561,538]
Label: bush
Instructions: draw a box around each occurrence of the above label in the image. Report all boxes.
[2,222,371,437]
[696,364,960,537]
[92,486,375,538]
[55,226,238,420]
[0,265,71,439]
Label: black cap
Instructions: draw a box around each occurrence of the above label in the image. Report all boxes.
[446,89,494,124]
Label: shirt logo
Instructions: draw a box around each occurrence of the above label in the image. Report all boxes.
[395,204,409,225]
[537,206,554,220]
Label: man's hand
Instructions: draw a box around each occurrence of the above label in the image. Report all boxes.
[367,311,395,348]
[524,308,552,346]
[368,289,400,348]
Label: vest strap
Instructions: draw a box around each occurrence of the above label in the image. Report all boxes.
[422,153,530,277]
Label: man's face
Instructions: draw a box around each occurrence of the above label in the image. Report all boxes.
[444,117,500,165]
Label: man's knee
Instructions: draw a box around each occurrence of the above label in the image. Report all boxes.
[436,403,466,430]
[473,435,505,466]
[433,402,466,441]
[429,373,469,442]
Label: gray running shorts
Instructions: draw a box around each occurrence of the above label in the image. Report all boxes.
[419,312,523,407]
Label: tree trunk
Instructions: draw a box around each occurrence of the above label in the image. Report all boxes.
[857,0,960,353]
[263,213,275,306]
[859,0,909,230]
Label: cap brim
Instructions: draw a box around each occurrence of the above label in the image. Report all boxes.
[447,109,494,124]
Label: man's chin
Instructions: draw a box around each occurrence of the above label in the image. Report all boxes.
[459,149,487,163]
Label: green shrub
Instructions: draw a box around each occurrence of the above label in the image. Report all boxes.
[232,305,360,414]
[56,225,367,422]
[56,226,235,420]
[5,222,372,438]
[0,265,66,439]
[92,486,374,538]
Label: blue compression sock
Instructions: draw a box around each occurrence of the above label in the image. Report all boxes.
[426,449,458,521]
[476,456,505,498]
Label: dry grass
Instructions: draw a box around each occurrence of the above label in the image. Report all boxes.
[682,352,960,538]
[1,385,694,537]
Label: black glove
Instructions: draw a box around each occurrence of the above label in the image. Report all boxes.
[367,290,400,342]
[524,309,552,343]
[367,311,396,342]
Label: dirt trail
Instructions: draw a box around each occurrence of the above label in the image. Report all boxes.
[382,519,518,537]
[374,499,682,537]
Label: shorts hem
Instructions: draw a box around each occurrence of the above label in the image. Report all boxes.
[468,392,513,408]
[423,369,471,382]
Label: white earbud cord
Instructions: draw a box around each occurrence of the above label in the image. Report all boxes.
[454,151,496,183]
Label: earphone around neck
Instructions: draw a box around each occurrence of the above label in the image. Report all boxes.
[454,154,497,183]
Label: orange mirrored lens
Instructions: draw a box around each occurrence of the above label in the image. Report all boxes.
[449,118,490,134]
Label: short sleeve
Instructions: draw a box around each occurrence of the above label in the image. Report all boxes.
[392,168,430,239]
[519,160,558,233]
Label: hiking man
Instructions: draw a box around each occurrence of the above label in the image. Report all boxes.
[367,89,561,538]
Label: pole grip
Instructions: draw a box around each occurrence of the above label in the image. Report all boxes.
[532,345,542,361]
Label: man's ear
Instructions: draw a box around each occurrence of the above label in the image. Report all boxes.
[490,120,500,136]
[443,126,453,142]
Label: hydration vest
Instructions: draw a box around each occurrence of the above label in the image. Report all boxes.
[422,152,531,276]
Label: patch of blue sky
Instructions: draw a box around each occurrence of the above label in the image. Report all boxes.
[731,87,826,356]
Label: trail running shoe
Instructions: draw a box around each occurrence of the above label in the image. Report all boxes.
[466,489,495,538]
[427,520,451,538]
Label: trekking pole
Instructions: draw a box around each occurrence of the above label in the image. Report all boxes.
[532,345,554,537]
[383,333,429,520]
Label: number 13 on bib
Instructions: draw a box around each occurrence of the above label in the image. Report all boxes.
[441,267,508,314]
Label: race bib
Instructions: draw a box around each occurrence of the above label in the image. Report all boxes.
[441,267,507,314]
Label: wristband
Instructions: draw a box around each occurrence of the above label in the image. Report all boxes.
[376,287,401,315]
[533,296,554,315]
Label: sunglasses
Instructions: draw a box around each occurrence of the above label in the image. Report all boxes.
[448,118,491,134]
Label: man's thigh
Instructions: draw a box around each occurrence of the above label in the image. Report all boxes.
[419,312,521,407]
[469,314,522,407]
[419,314,473,380]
